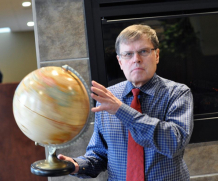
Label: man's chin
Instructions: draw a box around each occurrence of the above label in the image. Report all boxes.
[131,79,148,87]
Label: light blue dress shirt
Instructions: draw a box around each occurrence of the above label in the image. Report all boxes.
[74,73,194,181]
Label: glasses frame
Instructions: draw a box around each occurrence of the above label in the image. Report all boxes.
[118,48,157,60]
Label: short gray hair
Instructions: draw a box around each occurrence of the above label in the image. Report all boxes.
[115,24,159,55]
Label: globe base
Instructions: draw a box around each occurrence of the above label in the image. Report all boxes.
[31,146,75,177]
[31,159,75,177]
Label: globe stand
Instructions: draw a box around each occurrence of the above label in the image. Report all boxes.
[31,146,75,177]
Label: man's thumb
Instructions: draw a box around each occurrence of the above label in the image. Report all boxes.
[57,154,66,160]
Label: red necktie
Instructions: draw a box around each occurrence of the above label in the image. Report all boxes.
[126,88,145,181]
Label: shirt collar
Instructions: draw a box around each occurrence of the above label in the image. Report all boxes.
[122,73,158,97]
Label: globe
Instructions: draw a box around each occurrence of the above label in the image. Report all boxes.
[12,65,91,176]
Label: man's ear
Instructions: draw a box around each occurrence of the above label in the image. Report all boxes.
[156,48,160,64]
[117,55,123,70]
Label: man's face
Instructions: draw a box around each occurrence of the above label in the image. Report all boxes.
[117,35,159,87]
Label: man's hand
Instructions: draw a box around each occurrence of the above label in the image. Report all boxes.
[57,154,79,174]
[91,80,122,114]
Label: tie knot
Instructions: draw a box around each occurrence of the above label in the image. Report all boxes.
[132,88,140,97]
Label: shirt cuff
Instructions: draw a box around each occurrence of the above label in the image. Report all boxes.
[73,158,88,174]
[115,103,138,126]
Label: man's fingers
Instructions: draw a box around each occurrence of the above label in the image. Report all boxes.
[92,80,102,88]
[91,80,122,114]
[57,154,72,162]
[91,93,105,103]
[91,87,107,98]
[57,154,66,160]
[57,154,80,174]
[91,106,103,112]
[92,81,107,92]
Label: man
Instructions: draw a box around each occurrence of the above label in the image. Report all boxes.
[58,24,194,180]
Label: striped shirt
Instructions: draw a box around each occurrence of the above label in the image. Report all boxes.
[74,73,194,181]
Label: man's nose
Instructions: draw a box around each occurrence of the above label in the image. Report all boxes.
[132,52,142,63]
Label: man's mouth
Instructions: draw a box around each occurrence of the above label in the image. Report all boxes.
[131,68,144,72]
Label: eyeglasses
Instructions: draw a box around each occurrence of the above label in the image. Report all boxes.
[119,48,156,60]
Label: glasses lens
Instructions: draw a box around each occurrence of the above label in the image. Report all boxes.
[120,48,155,59]
[139,49,150,56]
[121,52,133,59]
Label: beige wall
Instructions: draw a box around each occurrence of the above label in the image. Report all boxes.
[0,31,37,83]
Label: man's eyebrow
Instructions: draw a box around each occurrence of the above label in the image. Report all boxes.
[138,47,151,51]
[123,47,150,52]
